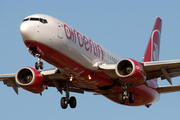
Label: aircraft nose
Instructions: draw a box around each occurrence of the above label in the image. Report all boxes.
[20,22,36,42]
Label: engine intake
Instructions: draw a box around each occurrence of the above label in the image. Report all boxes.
[117,60,133,76]
[16,68,34,85]
[115,58,146,85]
[15,67,46,93]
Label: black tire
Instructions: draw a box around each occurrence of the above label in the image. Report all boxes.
[35,62,39,70]
[128,92,135,103]
[119,93,125,104]
[69,96,76,108]
[39,62,44,69]
[61,97,68,109]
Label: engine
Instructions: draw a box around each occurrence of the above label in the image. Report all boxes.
[115,58,146,85]
[15,67,46,93]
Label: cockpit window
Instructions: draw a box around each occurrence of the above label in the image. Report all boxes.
[23,18,29,22]
[30,18,39,21]
[39,18,48,24]
[43,19,48,23]
[22,17,48,24]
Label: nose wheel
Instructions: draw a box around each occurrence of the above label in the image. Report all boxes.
[35,61,44,70]
[35,56,44,70]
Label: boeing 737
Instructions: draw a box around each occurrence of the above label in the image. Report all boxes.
[1,14,180,109]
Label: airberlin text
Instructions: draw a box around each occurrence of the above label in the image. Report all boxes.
[64,24,104,60]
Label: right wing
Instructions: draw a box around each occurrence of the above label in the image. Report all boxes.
[0,73,18,94]
[0,68,84,95]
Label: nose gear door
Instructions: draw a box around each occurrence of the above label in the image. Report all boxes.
[57,22,63,39]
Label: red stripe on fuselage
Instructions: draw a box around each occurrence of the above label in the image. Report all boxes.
[25,41,160,106]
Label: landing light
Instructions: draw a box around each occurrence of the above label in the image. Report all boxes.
[88,75,91,80]
[70,75,73,81]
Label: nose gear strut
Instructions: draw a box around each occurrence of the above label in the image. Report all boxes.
[35,54,44,70]
[28,47,44,70]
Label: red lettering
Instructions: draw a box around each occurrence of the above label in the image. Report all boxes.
[92,42,99,57]
[88,39,93,53]
[72,29,77,43]
[84,36,90,51]
[64,24,71,40]
[69,27,73,41]
[64,24,103,60]
[97,45,104,60]
[77,32,84,47]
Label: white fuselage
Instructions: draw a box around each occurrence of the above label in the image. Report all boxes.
[20,14,121,71]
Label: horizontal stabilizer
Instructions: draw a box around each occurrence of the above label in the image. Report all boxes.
[157,85,180,94]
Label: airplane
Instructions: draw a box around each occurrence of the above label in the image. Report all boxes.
[1,14,180,109]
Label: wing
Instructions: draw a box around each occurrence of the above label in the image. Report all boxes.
[99,59,180,85]
[0,73,18,94]
[141,59,180,84]
[0,68,84,95]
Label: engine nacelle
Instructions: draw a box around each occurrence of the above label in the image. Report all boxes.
[15,67,46,93]
[115,58,146,85]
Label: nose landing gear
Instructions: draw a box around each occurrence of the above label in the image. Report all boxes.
[28,47,44,70]
[35,57,44,70]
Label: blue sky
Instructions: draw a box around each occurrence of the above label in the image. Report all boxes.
[0,0,180,120]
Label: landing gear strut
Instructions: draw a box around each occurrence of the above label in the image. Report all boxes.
[60,81,77,109]
[119,85,135,104]
[35,54,44,70]
[28,47,44,70]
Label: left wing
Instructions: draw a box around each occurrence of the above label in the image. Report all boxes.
[141,59,180,84]
[99,59,180,85]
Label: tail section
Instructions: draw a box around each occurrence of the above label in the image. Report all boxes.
[143,17,162,62]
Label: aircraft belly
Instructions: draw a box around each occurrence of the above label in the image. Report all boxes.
[103,85,160,106]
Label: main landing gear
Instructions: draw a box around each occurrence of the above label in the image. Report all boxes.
[61,96,77,109]
[60,82,77,109]
[119,85,135,104]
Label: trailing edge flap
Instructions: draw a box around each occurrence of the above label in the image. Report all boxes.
[141,59,180,81]
[157,85,180,94]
